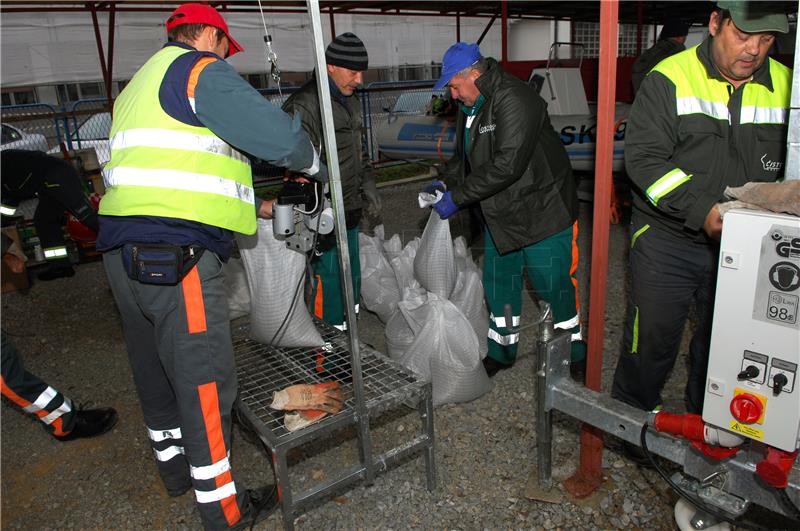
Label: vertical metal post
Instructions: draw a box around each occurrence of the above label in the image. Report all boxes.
[456,13,461,42]
[635,1,643,55]
[306,0,375,484]
[501,1,508,64]
[329,9,336,39]
[106,4,116,105]
[89,4,110,94]
[536,308,555,488]
[564,0,618,498]
[785,0,800,181]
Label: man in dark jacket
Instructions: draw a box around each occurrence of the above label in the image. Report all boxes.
[282,33,379,331]
[427,42,586,379]
[631,19,690,95]
[611,1,790,437]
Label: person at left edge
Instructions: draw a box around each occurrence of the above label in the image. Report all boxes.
[1,149,99,281]
[97,3,325,530]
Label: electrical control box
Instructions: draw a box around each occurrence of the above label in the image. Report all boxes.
[703,209,800,452]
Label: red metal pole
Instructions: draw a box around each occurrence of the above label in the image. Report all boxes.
[636,1,643,55]
[89,4,109,90]
[501,0,508,64]
[564,0,618,498]
[106,4,116,104]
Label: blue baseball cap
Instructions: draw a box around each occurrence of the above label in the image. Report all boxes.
[433,42,482,90]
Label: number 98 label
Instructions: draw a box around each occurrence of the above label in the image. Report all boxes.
[767,291,798,324]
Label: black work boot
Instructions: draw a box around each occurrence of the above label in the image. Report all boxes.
[230,485,279,530]
[55,407,118,441]
[37,265,75,281]
[482,356,511,378]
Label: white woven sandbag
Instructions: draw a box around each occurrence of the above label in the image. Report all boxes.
[359,228,401,323]
[450,237,489,357]
[222,257,251,320]
[414,211,456,300]
[237,219,324,347]
[391,238,421,295]
[384,287,427,360]
[397,293,492,406]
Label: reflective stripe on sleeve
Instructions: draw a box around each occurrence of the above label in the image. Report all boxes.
[676,96,729,121]
[104,167,255,205]
[0,205,17,216]
[740,106,787,125]
[40,398,73,425]
[109,128,249,165]
[488,328,519,346]
[148,426,182,442]
[23,386,58,413]
[646,168,691,205]
[195,481,237,504]
[190,453,232,481]
[154,445,186,462]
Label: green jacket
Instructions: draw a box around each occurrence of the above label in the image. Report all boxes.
[282,78,375,226]
[631,38,685,95]
[626,38,791,242]
[442,58,577,255]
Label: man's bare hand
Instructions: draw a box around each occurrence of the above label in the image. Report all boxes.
[270,382,343,414]
[703,204,723,240]
[257,198,275,219]
[2,251,26,274]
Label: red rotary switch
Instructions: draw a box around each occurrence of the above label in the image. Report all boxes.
[729,393,763,424]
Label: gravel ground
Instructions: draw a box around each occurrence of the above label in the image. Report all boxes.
[2,180,700,530]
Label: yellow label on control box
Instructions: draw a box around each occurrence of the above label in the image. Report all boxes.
[729,421,764,440]
[733,387,768,424]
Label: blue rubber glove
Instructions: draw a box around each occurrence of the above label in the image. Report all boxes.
[422,180,447,195]
[433,191,459,220]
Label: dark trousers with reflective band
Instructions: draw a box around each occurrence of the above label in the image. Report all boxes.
[611,224,717,414]
[35,176,98,265]
[483,223,584,366]
[104,249,249,530]
[1,333,75,436]
[311,227,361,329]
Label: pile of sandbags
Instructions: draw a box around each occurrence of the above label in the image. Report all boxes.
[360,212,491,406]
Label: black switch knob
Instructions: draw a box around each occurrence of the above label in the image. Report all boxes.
[737,365,760,381]
[772,373,789,396]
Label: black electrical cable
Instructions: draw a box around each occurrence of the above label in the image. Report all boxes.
[639,423,776,531]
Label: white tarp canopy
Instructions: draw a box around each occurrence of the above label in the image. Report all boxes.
[1,11,501,87]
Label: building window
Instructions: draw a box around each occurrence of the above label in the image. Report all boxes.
[78,82,103,98]
[572,21,641,58]
[1,93,11,106]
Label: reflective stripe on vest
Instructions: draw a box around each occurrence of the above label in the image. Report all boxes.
[0,204,17,216]
[100,46,256,235]
[655,48,791,126]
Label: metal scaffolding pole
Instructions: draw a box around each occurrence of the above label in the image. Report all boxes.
[305,0,376,485]
[785,0,800,181]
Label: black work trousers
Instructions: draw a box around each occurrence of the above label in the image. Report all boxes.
[611,224,718,414]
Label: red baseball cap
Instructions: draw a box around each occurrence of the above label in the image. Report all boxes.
[166,3,244,57]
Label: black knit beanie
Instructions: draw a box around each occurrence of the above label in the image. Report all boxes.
[326,33,369,71]
[659,19,690,40]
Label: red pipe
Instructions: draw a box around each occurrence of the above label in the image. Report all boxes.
[635,1,643,55]
[564,0,618,498]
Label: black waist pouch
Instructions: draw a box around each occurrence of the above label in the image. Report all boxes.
[122,243,205,285]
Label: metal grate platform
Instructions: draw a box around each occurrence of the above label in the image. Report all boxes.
[233,320,436,530]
